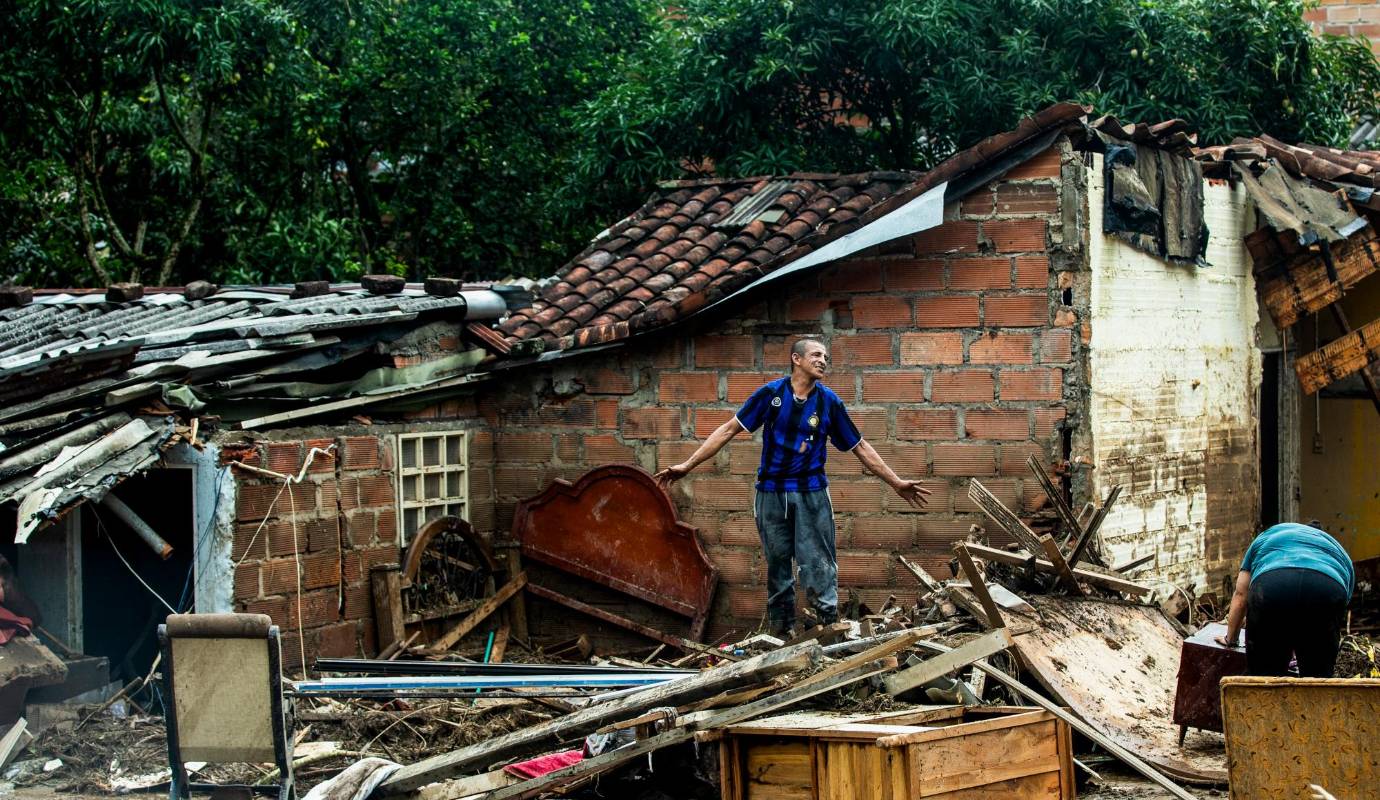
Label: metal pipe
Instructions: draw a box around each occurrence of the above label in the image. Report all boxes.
[311,657,694,677]
[291,673,679,694]
[100,494,174,559]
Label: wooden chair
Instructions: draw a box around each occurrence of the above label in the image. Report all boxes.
[158,613,294,800]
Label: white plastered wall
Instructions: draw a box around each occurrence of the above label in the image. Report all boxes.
[1086,155,1261,593]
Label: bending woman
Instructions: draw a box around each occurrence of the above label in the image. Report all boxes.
[1216,522,1354,677]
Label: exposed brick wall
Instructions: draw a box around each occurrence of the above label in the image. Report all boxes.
[435,143,1080,642]
[1307,1,1380,51]
[227,435,398,670]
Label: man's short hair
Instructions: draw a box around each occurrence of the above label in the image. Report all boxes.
[791,337,827,359]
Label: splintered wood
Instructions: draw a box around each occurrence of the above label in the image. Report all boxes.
[1295,315,1380,394]
[1257,228,1380,330]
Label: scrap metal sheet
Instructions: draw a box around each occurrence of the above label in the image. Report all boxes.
[1010,596,1227,784]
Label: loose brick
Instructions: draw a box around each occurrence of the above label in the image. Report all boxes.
[585,434,635,464]
[624,407,682,439]
[985,219,1047,252]
[1040,329,1073,363]
[834,333,894,366]
[659,372,719,403]
[885,259,944,291]
[726,372,780,403]
[862,372,925,403]
[496,433,552,463]
[822,261,884,293]
[932,443,997,476]
[851,296,912,328]
[896,409,959,440]
[985,295,1048,327]
[1001,146,1060,179]
[1034,408,1067,438]
[1000,368,1063,401]
[265,441,304,476]
[969,331,1034,364]
[849,517,915,549]
[932,370,994,402]
[695,408,736,438]
[949,257,1012,291]
[899,332,963,365]
[913,220,980,254]
[1014,256,1051,289]
[584,369,636,394]
[340,436,381,471]
[996,184,1059,215]
[914,297,980,328]
[964,409,1031,440]
[695,335,756,368]
[837,552,893,586]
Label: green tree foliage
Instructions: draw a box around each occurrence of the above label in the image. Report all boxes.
[2,0,1378,287]
[572,0,1380,199]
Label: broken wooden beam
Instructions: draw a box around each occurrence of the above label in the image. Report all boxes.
[882,627,1014,697]
[1068,485,1122,567]
[961,542,1152,597]
[376,642,821,794]
[967,480,1045,554]
[953,544,1005,629]
[428,572,527,653]
[370,565,405,656]
[898,555,945,593]
[1258,227,1380,330]
[1113,553,1155,574]
[1026,455,1083,540]
[1297,314,1380,396]
[525,582,738,660]
[1038,535,1086,597]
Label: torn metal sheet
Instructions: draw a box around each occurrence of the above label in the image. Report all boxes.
[1232,159,1366,245]
[221,350,485,400]
[11,416,178,543]
[1007,596,1227,784]
[1102,139,1209,266]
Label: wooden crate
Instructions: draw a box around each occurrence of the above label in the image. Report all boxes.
[1221,676,1380,800]
[717,706,1075,799]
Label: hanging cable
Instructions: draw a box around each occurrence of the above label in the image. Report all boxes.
[92,506,177,615]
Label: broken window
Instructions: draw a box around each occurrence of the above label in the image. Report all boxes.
[395,432,468,544]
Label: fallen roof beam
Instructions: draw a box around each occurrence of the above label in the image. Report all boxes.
[961,542,1152,597]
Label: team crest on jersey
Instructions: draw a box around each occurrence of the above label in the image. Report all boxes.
[808,414,819,428]
[771,396,782,407]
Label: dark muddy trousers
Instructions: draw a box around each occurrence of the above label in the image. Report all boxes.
[754,489,837,630]
[1245,567,1350,677]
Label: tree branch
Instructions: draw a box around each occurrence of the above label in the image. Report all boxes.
[158,95,215,283]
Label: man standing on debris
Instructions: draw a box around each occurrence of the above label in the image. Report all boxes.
[655,337,930,637]
[1216,522,1354,677]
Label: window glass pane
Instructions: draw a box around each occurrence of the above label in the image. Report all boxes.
[424,473,442,500]
[404,508,420,538]
[400,438,417,469]
[402,475,419,502]
[446,435,463,465]
[446,472,463,497]
[424,504,444,522]
[422,437,441,467]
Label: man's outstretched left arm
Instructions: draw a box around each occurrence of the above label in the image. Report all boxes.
[850,440,932,508]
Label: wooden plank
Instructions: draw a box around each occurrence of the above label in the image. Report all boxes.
[808,627,932,688]
[967,480,1045,554]
[914,639,1201,800]
[1037,535,1085,596]
[953,545,1004,628]
[1112,553,1154,574]
[479,657,899,800]
[429,572,527,652]
[915,725,1060,795]
[1067,485,1121,567]
[377,641,820,794]
[923,769,1063,800]
[962,542,1151,597]
[1259,228,1380,330]
[1326,303,1380,414]
[1026,455,1082,540]
[882,628,1013,698]
[416,768,516,800]
[370,566,405,655]
[488,621,509,663]
[0,719,30,770]
[499,547,529,643]
[1297,315,1380,394]
[880,710,1052,747]
[898,556,944,593]
[524,582,738,660]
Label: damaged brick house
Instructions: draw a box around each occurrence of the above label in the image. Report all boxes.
[3,103,1376,669]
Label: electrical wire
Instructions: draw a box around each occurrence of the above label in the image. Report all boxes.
[92,506,177,615]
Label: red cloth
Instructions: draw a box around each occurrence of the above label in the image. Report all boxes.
[0,605,32,645]
[502,749,584,780]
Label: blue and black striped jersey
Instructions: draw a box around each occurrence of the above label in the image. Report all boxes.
[735,376,862,493]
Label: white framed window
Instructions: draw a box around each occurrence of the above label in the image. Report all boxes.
[395,431,468,544]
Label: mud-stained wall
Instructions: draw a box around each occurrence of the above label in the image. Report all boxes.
[1086,156,1261,595]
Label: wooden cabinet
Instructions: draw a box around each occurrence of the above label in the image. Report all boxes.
[717,706,1075,799]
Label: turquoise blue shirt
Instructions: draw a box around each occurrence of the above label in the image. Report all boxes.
[1240,523,1354,595]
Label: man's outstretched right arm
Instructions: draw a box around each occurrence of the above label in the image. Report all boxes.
[653,418,745,487]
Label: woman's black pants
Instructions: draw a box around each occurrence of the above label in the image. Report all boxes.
[1245,567,1349,677]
